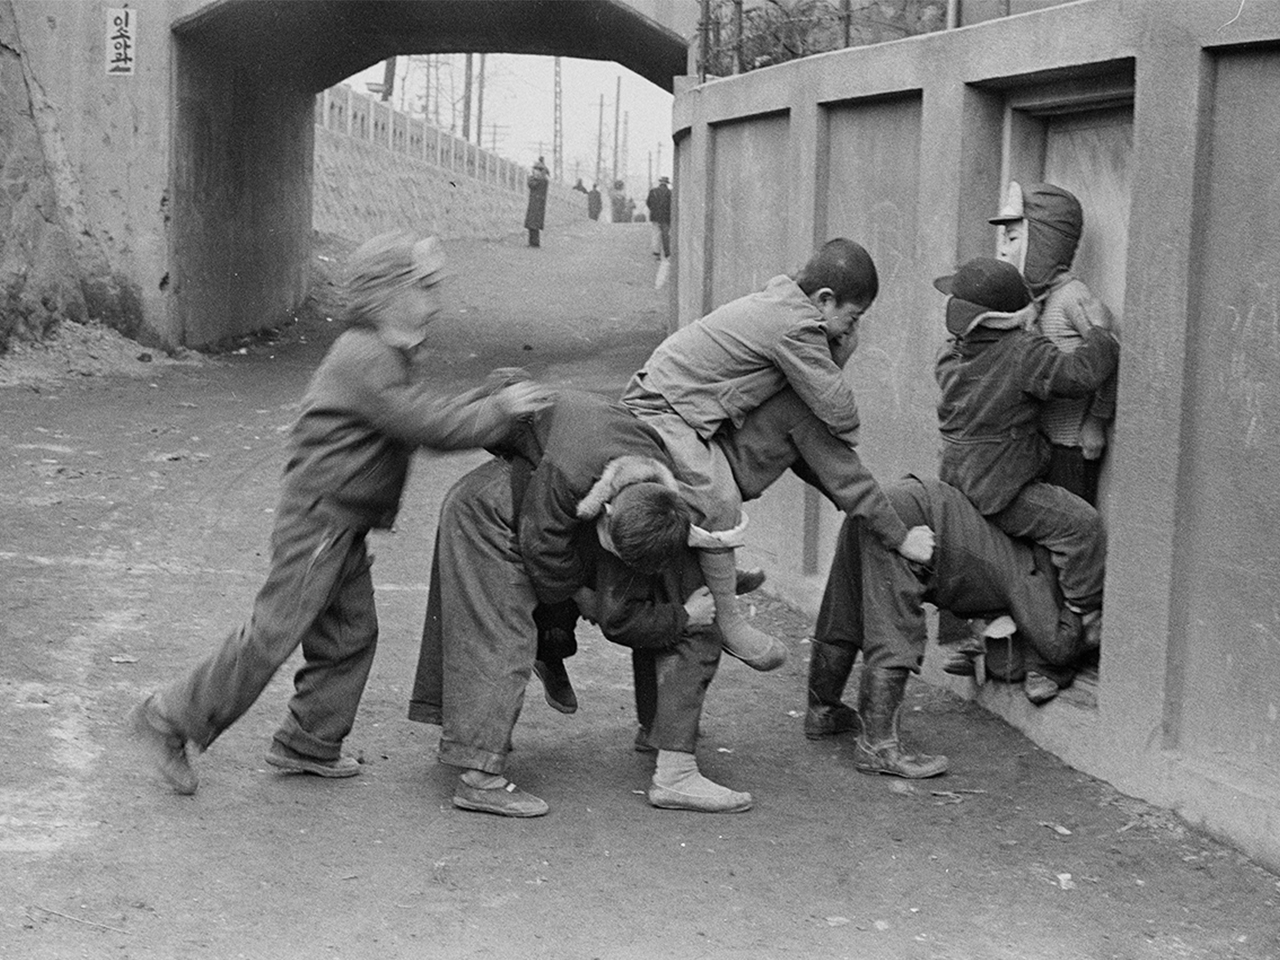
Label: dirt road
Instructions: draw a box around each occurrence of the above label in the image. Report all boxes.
[2,222,1277,959]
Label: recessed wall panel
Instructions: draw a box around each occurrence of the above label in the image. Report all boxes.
[822,94,934,478]
[1178,49,1280,774]
[707,113,791,309]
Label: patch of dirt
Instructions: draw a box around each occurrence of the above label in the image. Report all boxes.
[0,321,206,387]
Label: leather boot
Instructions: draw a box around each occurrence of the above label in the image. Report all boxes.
[852,667,948,779]
[698,548,786,671]
[804,641,860,740]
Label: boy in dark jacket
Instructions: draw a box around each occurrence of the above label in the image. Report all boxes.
[129,231,550,795]
[934,257,1119,662]
[410,391,753,816]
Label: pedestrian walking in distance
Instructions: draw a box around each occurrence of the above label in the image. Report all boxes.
[525,156,550,247]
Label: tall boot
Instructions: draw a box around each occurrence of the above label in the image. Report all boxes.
[852,667,948,779]
[804,641,860,740]
[698,548,786,671]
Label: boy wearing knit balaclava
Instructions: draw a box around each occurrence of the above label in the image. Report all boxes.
[991,182,1117,507]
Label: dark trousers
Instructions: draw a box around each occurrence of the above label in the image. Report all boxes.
[408,458,718,771]
[990,480,1105,609]
[160,505,377,761]
[528,228,541,247]
[814,477,1080,685]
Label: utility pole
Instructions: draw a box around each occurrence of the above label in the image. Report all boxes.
[622,111,629,187]
[462,53,473,141]
[380,56,396,101]
[553,57,564,182]
[475,53,486,146]
[657,140,663,181]
[595,94,604,185]
[433,55,442,127]
[611,75,621,183]
[422,54,431,121]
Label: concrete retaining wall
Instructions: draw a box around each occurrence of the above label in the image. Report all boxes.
[312,86,585,245]
[670,0,1280,870]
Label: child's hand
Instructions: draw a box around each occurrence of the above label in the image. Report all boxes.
[684,586,716,629]
[1081,415,1108,460]
[1069,297,1116,336]
[485,366,534,388]
[829,330,856,368]
[495,381,557,417]
[573,587,599,624]
[897,525,935,564]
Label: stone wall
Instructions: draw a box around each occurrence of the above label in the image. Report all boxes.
[0,4,89,351]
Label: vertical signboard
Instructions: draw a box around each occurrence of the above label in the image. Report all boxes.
[107,8,135,76]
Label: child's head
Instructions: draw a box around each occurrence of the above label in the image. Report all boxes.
[933,257,1032,337]
[596,482,690,574]
[345,231,450,348]
[796,238,879,349]
[796,238,879,310]
[989,182,1083,295]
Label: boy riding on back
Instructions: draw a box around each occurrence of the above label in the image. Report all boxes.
[933,257,1119,683]
[622,239,932,672]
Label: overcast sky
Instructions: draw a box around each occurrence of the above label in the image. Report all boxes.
[346,53,675,190]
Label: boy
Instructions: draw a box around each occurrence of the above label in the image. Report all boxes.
[933,257,1119,666]
[410,391,751,815]
[129,231,550,795]
[991,181,1116,507]
[622,239,932,672]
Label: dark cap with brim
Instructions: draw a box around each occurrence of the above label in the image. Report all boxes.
[933,257,1031,336]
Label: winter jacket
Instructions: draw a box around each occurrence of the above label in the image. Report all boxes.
[515,391,678,605]
[281,326,518,529]
[935,324,1119,515]
[622,275,861,444]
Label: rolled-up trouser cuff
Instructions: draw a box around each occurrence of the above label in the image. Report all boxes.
[437,738,508,776]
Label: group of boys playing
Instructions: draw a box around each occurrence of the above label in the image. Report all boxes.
[131,181,1118,820]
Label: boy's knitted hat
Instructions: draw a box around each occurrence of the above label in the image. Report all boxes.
[933,257,1032,336]
[989,181,1083,295]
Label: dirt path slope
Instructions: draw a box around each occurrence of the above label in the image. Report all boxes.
[1,222,1277,960]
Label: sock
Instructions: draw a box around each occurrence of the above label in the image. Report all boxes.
[652,750,739,800]
[460,770,507,790]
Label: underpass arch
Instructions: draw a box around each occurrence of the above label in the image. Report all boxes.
[169,0,687,347]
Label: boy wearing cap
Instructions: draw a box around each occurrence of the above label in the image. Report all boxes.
[129,231,551,795]
[933,257,1119,699]
[622,238,933,675]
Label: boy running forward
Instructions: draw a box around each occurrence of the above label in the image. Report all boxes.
[129,232,552,795]
[622,239,932,672]
[933,257,1118,646]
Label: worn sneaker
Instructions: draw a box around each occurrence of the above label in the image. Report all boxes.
[128,695,198,795]
[648,776,753,813]
[532,658,578,714]
[453,779,549,818]
[735,567,767,595]
[265,741,361,778]
[1023,671,1061,705]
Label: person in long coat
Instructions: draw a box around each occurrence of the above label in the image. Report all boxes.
[587,183,602,222]
[524,157,550,247]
